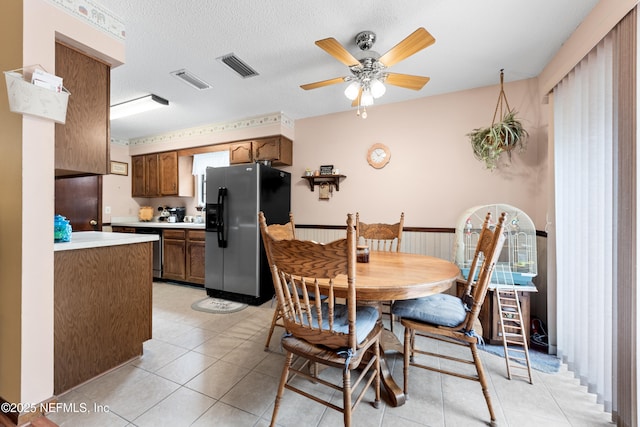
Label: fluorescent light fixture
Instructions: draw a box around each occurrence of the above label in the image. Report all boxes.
[110,94,169,120]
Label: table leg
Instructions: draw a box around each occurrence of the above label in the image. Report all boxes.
[379,354,406,407]
[380,328,404,354]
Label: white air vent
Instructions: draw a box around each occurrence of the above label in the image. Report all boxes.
[216,53,259,78]
[170,69,212,90]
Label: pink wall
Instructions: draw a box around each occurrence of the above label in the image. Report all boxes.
[108,78,547,229]
[12,0,125,406]
[292,77,547,229]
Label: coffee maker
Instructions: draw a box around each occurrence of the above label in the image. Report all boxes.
[167,207,186,222]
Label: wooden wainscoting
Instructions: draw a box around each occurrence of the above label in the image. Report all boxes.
[295,227,456,260]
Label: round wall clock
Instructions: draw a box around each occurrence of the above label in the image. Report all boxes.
[367,143,391,169]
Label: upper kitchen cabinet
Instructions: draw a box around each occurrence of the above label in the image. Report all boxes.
[55,42,110,176]
[229,141,253,164]
[158,151,178,195]
[131,151,193,198]
[131,154,159,197]
[252,136,292,166]
[229,136,293,166]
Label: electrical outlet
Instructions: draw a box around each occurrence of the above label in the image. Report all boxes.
[105,206,111,214]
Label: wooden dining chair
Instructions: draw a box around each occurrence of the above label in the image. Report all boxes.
[356,212,404,252]
[391,212,507,426]
[259,213,382,427]
[261,212,296,351]
[356,212,405,331]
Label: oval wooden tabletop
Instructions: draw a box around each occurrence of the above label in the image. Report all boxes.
[331,251,461,301]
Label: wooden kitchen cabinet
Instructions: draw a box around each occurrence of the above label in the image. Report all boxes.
[55,42,110,176]
[252,136,293,166]
[131,156,146,197]
[163,229,186,281]
[186,230,206,284]
[131,151,193,197]
[131,154,159,197]
[111,226,136,233]
[162,228,204,284]
[54,242,152,394]
[145,154,160,196]
[159,151,178,195]
[229,142,253,164]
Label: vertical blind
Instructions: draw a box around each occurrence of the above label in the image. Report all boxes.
[553,8,637,422]
[553,30,614,413]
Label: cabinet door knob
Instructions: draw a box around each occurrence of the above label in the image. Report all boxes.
[90,219,98,226]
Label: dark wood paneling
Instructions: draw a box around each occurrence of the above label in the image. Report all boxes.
[55,42,109,176]
[54,243,152,394]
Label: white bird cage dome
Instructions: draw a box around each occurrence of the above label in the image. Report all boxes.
[453,204,537,286]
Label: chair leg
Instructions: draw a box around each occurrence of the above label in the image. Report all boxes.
[372,342,381,408]
[270,351,293,427]
[470,343,497,424]
[264,307,281,351]
[343,368,352,427]
[403,326,411,397]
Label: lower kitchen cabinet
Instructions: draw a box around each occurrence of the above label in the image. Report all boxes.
[163,229,186,281]
[113,225,205,285]
[186,230,205,284]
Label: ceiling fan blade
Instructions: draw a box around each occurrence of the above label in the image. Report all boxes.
[315,38,361,67]
[300,76,346,90]
[378,28,435,68]
[385,73,431,90]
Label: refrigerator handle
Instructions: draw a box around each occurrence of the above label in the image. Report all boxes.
[217,187,228,248]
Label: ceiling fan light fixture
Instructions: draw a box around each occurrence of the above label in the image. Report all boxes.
[344,81,360,100]
[361,89,374,107]
[370,78,386,98]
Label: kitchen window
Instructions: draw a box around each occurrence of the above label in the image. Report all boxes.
[193,151,230,206]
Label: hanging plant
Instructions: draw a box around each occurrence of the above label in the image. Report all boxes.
[467,70,529,171]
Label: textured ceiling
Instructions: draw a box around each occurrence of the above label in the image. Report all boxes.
[102,0,599,141]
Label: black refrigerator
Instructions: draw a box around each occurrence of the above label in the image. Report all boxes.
[204,163,291,305]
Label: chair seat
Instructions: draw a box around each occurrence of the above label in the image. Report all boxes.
[281,322,382,369]
[392,294,467,328]
[295,303,379,345]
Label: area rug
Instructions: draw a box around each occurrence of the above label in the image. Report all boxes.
[481,344,561,374]
[191,297,248,314]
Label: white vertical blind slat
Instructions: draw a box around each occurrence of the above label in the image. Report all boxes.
[554,33,614,411]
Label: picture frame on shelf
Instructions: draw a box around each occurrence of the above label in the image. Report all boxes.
[110,161,128,176]
[320,165,334,175]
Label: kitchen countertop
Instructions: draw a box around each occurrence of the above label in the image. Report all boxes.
[111,221,206,230]
[54,231,159,251]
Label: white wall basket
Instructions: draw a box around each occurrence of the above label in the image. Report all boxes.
[4,66,70,124]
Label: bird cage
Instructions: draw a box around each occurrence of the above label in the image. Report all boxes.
[453,204,537,287]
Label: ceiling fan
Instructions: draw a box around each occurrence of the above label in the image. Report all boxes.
[301,27,435,118]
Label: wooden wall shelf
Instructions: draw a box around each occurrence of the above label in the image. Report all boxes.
[302,174,346,192]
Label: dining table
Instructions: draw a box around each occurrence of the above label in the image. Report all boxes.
[329,250,461,407]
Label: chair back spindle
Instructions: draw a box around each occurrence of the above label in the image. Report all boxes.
[460,212,507,333]
[355,212,404,252]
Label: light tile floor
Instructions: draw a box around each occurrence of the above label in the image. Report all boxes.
[48,282,613,427]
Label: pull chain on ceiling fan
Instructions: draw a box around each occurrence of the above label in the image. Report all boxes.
[301,27,435,118]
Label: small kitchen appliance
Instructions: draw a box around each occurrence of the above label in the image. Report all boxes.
[167,207,186,222]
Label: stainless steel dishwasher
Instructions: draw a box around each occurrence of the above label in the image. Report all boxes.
[136,228,162,278]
